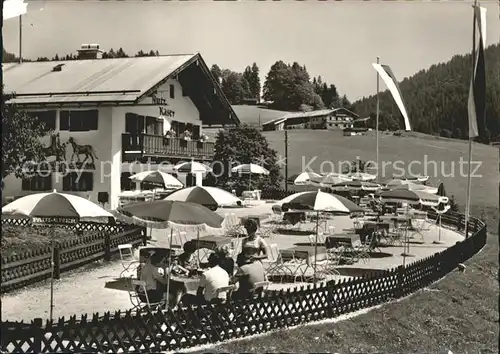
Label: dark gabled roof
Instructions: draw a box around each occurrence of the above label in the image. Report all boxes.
[3,53,239,126]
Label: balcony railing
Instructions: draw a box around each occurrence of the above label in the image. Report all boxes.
[122,134,215,161]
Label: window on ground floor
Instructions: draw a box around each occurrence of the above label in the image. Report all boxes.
[62,172,93,191]
[22,174,52,191]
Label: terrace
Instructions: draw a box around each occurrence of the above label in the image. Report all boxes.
[121,134,215,162]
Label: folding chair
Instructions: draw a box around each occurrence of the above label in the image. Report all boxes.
[351,236,371,264]
[252,280,270,292]
[214,284,236,301]
[308,233,326,246]
[408,218,426,241]
[118,244,139,277]
[261,243,295,283]
[131,280,164,311]
[353,220,364,230]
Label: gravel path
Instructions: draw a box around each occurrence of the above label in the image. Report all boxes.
[1,204,463,322]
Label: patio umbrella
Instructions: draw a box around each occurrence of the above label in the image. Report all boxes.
[231,163,270,175]
[348,172,377,181]
[281,190,363,214]
[112,200,224,308]
[164,186,242,210]
[280,190,363,282]
[174,161,213,174]
[2,190,114,321]
[386,179,438,194]
[377,189,427,259]
[398,175,429,183]
[231,163,270,190]
[287,172,321,185]
[310,173,352,187]
[129,171,183,190]
[330,180,381,192]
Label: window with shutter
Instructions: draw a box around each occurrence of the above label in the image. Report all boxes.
[21,175,52,191]
[169,84,175,99]
[59,110,98,131]
[60,111,70,131]
[62,172,93,191]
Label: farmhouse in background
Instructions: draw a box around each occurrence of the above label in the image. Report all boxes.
[262,108,359,131]
[2,44,239,209]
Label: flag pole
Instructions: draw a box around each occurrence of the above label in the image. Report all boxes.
[19,15,23,63]
[376,56,380,178]
[465,0,478,238]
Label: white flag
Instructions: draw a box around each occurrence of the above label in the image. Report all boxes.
[372,63,412,131]
[3,0,28,20]
[467,6,487,138]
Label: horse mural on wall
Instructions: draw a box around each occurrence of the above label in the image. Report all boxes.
[67,137,98,167]
[42,133,67,162]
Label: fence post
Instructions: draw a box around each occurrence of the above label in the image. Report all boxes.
[104,233,111,261]
[396,266,405,298]
[53,247,61,280]
[32,318,43,352]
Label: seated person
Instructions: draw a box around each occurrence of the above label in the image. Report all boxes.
[216,246,235,276]
[137,252,167,303]
[181,252,230,305]
[232,253,267,300]
[173,241,198,276]
[240,218,268,261]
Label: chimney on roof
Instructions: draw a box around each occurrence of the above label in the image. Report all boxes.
[77,43,103,60]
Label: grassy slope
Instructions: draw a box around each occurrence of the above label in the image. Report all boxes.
[197,234,498,354]
[265,130,498,220]
[197,130,499,353]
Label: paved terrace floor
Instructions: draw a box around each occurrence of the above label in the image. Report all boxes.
[1,201,464,322]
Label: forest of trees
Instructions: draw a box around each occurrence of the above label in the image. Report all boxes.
[210,63,260,105]
[352,43,500,143]
[4,42,499,142]
[211,61,352,111]
[2,47,160,63]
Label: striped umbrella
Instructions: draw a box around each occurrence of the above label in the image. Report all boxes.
[278,189,363,282]
[2,190,114,321]
[129,171,183,189]
[279,190,363,214]
[331,180,381,192]
[310,173,352,186]
[164,186,242,209]
[231,163,270,175]
[348,172,377,181]
[287,172,322,185]
[112,200,224,308]
[174,161,212,174]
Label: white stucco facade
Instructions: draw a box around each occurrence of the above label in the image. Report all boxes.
[3,79,205,210]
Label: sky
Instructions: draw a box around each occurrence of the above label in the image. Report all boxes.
[3,0,500,102]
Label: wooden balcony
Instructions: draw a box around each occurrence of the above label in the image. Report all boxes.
[122,134,215,162]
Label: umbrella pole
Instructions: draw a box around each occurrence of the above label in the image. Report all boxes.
[433,214,444,244]
[401,203,414,259]
[49,226,55,322]
[197,229,201,266]
[165,229,173,309]
[313,211,319,284]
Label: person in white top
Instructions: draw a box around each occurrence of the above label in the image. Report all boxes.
[197,252,230,303]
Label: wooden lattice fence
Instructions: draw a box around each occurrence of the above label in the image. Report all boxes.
[1,220,146,293]
[0,212,488,353]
